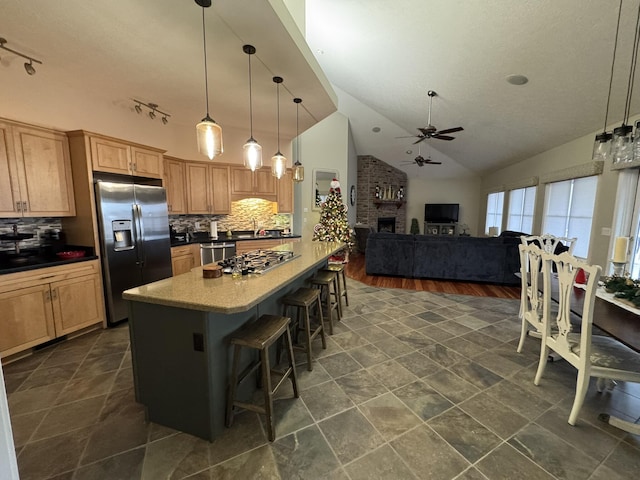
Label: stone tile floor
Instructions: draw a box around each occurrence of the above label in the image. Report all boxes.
[4,278,640,479]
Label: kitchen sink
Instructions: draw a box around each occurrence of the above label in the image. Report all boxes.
[236,234,255,239]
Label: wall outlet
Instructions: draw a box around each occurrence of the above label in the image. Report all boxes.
[601,227,611,236]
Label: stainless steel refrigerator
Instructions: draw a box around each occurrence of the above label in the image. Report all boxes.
[95,181,172,325]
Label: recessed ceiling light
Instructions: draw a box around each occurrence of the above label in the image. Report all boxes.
[372,126,381,133]
[406,150,412,155]
[506,74,529,86]
[316,49,325,55]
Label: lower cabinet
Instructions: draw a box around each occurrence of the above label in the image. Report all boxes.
[0,260,104,359]
[171,244,201,276]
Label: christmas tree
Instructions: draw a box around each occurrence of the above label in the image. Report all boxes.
[313,179,354,251]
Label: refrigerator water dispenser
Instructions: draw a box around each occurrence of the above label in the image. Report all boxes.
[112,220,134,251]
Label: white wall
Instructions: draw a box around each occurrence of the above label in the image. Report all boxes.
[296,111,350,239]
[406,176,482,236]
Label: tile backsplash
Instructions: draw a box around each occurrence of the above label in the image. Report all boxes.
[170,199,292,234]
[0,218,63,252]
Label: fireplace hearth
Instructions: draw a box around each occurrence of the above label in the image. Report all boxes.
[378,217,396,233]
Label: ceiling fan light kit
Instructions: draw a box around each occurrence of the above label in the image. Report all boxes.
[195,0,223,160]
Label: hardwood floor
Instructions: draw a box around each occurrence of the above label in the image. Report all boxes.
[344,251,521,299]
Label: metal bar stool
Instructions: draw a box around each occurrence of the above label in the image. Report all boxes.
[310,270,340,334]
[325,263,349,315]
[281,287,327,371]
[226,314,298,442]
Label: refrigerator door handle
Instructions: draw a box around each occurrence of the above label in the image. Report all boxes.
[133,203,146,267]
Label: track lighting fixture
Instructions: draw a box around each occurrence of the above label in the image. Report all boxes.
[195,0,223,160]
[271,76,286,179]
[133,100,170,125]
[0,37,42,76]
[242,44,262,171]
[293,98,304,182]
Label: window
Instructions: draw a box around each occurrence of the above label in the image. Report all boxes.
[542,176,598,258]
[507,186,536,234]
[485,191,504,235]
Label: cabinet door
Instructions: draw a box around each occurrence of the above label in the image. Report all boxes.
[231,167,254,196]
[12,126,76,217]
[186,163,211,214]
[171,255,195,276]
[255,168,277,198]
[90,136,132,175]
[277,169,294,213]
[165,159,187,214]
[51,274,103,335]
[0,284,56,358]
[132,147,163,179]
[0,122,20,216]
[209,165,230,214]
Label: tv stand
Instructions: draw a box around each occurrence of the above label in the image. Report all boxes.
[424,222,459,236]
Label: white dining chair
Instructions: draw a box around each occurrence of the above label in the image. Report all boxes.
[520,233,577,255]
[517,243,544,353]
[534,251,640,425]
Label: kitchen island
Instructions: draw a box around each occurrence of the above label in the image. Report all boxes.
[123,239,344,441]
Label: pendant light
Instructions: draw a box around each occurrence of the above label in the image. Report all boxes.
[195,0,223,160]
[242,44,262,171]
[292,97,304,182]
[271,76,286,179]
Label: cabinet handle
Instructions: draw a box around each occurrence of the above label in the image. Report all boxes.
[22,201,28,211]
[132,162,137,172]
[51,289,58,300]
[16,201,21,212]
[45,290,51,301]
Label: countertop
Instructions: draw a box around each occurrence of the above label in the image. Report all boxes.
[170,233,301,247]
[0,247,98,275]
[124,240,344,314]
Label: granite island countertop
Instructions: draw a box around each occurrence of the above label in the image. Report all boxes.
[123,240,344,314]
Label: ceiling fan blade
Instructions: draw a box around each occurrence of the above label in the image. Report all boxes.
[436,126,463,135]
[425,161,442,165]
[432,134,455,141]
[395,135,419,139]
[412,136,428,145]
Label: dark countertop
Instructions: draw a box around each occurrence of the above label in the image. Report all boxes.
[0,254,99,275]
[170,233,301,247]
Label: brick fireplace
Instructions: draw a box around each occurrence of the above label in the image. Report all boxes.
[356,155,407,233]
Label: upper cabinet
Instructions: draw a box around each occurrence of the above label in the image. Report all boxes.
[230,166,276,201]
[276,169,294,213]
[186,162,230,215]
[88,134,164,179]
[0,120,75,218]
[164,157,187,214]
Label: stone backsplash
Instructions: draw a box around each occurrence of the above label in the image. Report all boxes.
[170,198,292,234]
[0,218,64,252]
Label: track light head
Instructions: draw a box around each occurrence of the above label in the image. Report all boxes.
[24,60,35,75]
[161,116,168,125]
[134,104,142,114]
[148,110,156,119]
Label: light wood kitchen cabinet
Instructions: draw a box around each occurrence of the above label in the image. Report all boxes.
[276,169,294,213]
[186,162,230,214]
[230,166,277,201]
[171,244,201,276]
[0,260,104,359]
[164,157,187,214]
[0,119,75,217]
[88,134,164,179]
[235,237,299,254]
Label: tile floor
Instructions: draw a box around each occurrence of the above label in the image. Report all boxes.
[4,278,640,479]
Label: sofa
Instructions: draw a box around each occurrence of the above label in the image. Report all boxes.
[365,232,521,285]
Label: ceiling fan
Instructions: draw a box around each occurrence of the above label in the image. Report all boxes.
[401,144,442,167]
[404,90,463,144]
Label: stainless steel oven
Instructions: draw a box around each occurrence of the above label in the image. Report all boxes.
[200,242,236,265]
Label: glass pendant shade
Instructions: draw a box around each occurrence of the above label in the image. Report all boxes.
[293,161,304,182]
[612,125,633,164]
[196,116,223,160]
[271,152,286,179]
[243,137,262,171]
[592,132,612,161]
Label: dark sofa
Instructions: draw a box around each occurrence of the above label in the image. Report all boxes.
[365,232,521,285]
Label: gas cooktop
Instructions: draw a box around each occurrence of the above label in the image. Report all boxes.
[218,249,299,274]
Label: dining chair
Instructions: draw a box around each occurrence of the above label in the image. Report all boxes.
[520,233,577,255]
[534,250,640,425]
[517,243,544,353]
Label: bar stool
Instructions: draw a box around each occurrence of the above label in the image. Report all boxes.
[281,287,327,371]
[226,314,298,442]
[324,263,349,315]
[310,270,340,334]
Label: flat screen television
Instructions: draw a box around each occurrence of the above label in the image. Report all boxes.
[424,203,459,223]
